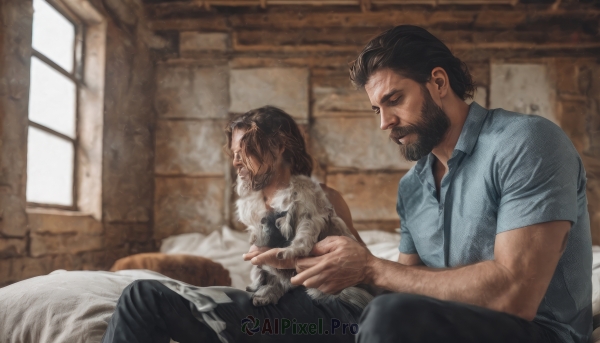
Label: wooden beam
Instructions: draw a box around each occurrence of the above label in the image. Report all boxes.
[269,0,359,4]
[228,26,599,50]
[230,36,600,53]
[450,41,600,50]
[145,1,599,21]
[147,8,599,31]
[150,18,230,31]
[436,0,513,4]
[231,31,362,52]
[229,55,357,69]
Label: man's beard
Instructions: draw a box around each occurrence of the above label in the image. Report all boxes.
[389,90,451,161]
[236,167,275,194]
[250,169,275,191]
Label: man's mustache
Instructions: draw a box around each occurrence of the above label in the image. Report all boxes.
[389,125,419,143]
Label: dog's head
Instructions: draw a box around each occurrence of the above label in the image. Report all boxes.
[250,211,293,248]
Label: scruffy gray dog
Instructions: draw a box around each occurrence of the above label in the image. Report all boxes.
[236,174,369,307]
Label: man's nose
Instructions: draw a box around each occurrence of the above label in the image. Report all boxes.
[380,109,399,130]
[232,153,242,167]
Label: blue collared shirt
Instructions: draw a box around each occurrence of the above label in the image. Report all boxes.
[397,102,592,343]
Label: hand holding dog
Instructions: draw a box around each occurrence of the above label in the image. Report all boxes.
[243,245,297,269]
[244,236,375,294]
[291,236,375,294]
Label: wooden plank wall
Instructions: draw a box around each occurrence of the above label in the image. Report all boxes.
[144,3,600,242]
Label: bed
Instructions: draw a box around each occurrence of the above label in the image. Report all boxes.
[0,227,598,342]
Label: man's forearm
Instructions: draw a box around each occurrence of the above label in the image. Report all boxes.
[367,257,530,319]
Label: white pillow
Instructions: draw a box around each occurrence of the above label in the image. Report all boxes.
[0,269,175,343]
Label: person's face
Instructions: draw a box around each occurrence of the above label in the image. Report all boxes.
[365,68,450,161]
[231,129,252,181]
[230,128,276,190]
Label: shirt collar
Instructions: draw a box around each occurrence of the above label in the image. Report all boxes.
[413,101,489,185]
[453,101,489,156]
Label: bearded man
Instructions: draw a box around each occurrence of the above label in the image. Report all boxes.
[252,25,592,343]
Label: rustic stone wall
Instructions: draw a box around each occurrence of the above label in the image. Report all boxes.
[153,61,230,240]
[146,4,600,241]
[0,0,157,286]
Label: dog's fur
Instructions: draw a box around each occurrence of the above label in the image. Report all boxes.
[236,174,358,306]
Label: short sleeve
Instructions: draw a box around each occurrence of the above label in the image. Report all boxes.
[496,119,581,234]
[397,191,417,254]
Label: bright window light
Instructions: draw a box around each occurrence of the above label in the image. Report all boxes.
[32,0,75,72]
[28,57,76,138]
[26,127,74,206]
[27,0,78,208]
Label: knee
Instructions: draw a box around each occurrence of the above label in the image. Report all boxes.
[357,293,438,342]
[121,280,163,302]
[363,293,431,321]
[128,279,160,292]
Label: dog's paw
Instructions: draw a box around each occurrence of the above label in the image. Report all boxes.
[246,285,258,292]
[252,293,277,306]
[276,248,295,260]
[306,288,329,300]
[277,245,310,260]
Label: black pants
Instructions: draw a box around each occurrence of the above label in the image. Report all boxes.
[357,293,562,343]
[102,280,562,343]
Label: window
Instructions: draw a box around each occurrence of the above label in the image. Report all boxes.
[26,0,106,217]
[27,0,81,208]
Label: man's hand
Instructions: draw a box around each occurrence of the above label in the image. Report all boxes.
[244,236,375,295]
[290,236,374,294]
[243,245,297,269]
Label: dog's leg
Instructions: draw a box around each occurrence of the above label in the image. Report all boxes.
[276,212,320,260]
[251,274,292,306]
[246,266,267,292]
[276,210,294,241]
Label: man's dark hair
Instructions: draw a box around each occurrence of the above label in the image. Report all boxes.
[349,25,475,101]
[225,106,313,188]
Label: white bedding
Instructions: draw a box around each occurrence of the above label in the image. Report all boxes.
[1,227,598,343]
[0,269,176,343]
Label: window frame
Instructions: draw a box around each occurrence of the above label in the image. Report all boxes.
[27,0,85,211]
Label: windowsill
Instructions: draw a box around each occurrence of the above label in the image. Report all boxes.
[26,206,93,218]
[27,207,103,235]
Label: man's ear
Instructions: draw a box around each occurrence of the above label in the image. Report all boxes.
[430,67,449,99]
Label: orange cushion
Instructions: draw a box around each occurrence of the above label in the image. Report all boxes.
[110,253,231,287]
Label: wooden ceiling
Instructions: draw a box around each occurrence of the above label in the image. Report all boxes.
[141,0,563,10]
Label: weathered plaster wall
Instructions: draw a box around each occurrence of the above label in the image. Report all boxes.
[146,4,600,241]
[0,0,157,286]
[0,0,32,239]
